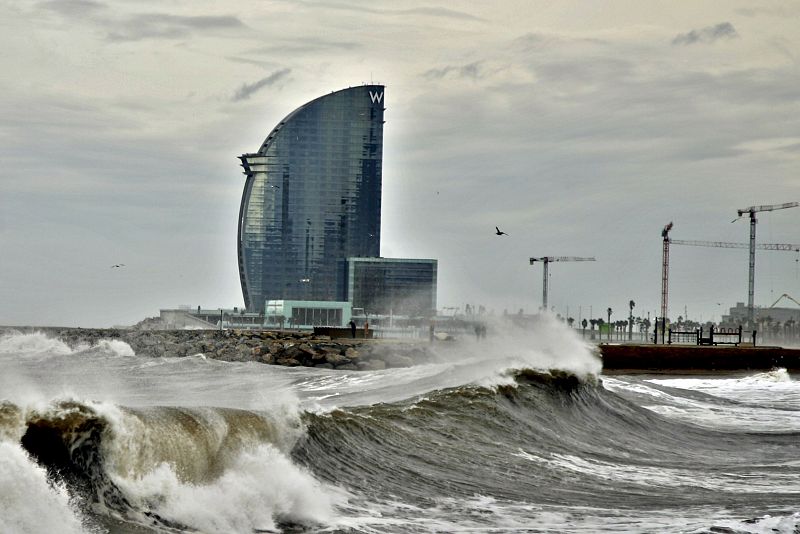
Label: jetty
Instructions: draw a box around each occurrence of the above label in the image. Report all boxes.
[599,343,800,374]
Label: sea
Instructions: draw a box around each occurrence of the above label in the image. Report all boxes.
[1,320,799,534]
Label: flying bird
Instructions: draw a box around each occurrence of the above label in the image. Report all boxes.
[495,226,509,236]
[110,264,125,268]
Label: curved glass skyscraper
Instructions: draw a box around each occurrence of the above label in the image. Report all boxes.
[238,85,385,311]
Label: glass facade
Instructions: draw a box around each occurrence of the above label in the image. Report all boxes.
[265,299,351,328]
[342,258,438,317]
[238,86,385,311]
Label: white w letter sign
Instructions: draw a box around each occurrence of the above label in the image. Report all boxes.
[369,91,383,104]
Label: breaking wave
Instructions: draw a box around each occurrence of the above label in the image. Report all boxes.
[1,399,336,533]
[1,326,798,533]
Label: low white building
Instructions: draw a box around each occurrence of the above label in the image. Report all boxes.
[265,300,351,329]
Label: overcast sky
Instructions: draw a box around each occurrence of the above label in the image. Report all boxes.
[1,0,798,327]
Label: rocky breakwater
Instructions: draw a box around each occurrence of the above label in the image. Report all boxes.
[10,327,434,370]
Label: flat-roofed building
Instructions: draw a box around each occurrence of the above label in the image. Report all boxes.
[265,299,351,329]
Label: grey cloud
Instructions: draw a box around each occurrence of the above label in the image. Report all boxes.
[535,57,634,85]
[513,32,556,50]
[107,14,245,41]
[232,68,291,102]
[288,0,483,22]
[37,2,245,40]
[672,22,738,45]
[736,6,800,17]
[397,6,483,21]
[226,56,278,68]
[513,32,606,51]
[38,0,105,16]
[247,38,361,55]
[423,62,483,80]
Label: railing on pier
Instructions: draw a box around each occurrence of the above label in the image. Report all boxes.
[667,328,700,345]
[662,324,751,346]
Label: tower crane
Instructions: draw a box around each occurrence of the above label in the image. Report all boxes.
[529,256,595,312]
[735,202,799,325]
[659,221,800,324]
[660,222,673,321]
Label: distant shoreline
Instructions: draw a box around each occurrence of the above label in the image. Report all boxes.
[3,326,799,374]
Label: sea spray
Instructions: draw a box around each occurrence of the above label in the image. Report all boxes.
[0,330,77,356]
[424,313,602,389]
[112,443,339,533]
[0,330,135,359]
[90,339,135,358]
[0,441,89,534]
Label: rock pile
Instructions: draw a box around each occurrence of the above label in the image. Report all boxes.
[6,327,435,370]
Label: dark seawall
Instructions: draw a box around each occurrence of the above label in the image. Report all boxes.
[600,344,800,373]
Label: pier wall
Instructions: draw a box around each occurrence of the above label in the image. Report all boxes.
[599,344,800,373]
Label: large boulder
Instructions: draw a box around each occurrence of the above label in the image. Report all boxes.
[325,353,350,366]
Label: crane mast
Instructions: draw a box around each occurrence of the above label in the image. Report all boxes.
[529,256,595,312]
[660,222,673,322]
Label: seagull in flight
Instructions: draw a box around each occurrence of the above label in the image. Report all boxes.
[110,264,125,268]
[495,226,509,236]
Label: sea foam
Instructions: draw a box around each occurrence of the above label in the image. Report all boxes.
[111,443,339,533]
[0,441,88,534]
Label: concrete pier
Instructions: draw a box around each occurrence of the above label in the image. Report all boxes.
[600,344,800,373]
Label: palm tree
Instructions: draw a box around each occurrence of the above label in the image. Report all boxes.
[785,318,797,341]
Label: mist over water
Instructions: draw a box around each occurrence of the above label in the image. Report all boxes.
[0,440,86,534]
[1,323,799,533]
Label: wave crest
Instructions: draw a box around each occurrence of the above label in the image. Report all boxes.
[10,398,334,532]
[0,331,135,358]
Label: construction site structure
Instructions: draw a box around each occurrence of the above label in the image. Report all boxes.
[529,256,595,312]
[770,293,800,309]
[671,240,799,252]
[735,202,799,325]
[659,220,800,327]
[660,222,673,321]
